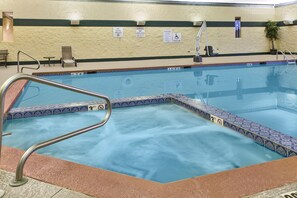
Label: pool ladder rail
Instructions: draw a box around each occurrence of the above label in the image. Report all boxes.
[17,50,41,73]
[0,73,112,187]
[276,50,297,65]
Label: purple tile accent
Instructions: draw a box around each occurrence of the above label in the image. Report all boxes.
[288,151,297,157]
[13,112,24,119]
[8,95,171,119]
[24,112,33,118]
[6,113,12,120]
[265,141,275,151]
[53,109,62,115]
[79,106,88,111]
[255,136,264,146]
[34,111,43,117]
[276,146,288,156]
[43,110,53,116]
[62,108,71,113]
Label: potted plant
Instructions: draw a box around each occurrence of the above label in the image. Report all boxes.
[265,20,280,55]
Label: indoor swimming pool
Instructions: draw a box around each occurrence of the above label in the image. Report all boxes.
[3,104,283,183]
[13,62,297,138]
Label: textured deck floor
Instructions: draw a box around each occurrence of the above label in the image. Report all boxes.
[246,183,297,198]
[0,170,92,198]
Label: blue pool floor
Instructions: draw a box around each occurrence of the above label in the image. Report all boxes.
[3,104,282,183]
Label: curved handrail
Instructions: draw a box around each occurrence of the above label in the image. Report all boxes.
[17,51,41,73]
[284,49,296,62]
[277,50,296,64]
[0,73,112,187]
[276,50,288,62]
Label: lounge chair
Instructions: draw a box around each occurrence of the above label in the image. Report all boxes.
[0,50,8,68]
[61,46,77,67]
[204,46,218,56]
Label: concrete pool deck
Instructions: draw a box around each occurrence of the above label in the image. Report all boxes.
[1,54,296,197]
[1,146,297,198]
[0,169,92,198]
[0,54,279,85]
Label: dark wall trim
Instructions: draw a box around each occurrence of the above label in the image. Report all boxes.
[5,52,270,66]
[8,19,271,27]
[277,20,297,27]
[52,0,275,8]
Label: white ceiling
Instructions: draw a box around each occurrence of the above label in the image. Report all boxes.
[150,0,296,5]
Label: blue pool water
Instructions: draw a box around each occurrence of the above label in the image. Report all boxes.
[3,104,282,183]
[14,63,297,137]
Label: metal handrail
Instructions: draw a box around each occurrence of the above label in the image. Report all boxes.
[276,50,288,62]
[0,73,112,187]
[17,51,41,73]
[276,50,296,64]
[284,50,296,62]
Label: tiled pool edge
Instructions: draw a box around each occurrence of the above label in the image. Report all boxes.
[7,95,171,119]
[7,94,297,157]
[170,94,297,157]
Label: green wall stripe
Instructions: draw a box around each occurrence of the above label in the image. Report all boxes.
[14,19,71,26]
[10,19,274,27]
[2,18,296,28]
[5,52,270,66]
[277,20,297,27]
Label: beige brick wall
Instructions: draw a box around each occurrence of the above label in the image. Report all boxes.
[0,26,270,61]
[0,0,276,61]
[276,4,297,52]
[275,4,297,21]
[278,26,297,52]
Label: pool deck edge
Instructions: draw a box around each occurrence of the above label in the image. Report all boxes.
[1,146,297,198]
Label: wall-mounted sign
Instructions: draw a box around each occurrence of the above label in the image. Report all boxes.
[88,104,105,111]
[172,32,182,42]
[136,27,145,38]
[163,30,172,43]
[210,115,224,126]
[113,27,124,38]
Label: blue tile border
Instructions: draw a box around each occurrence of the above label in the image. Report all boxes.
[7,93,297,157]
[169,94,297,157]
[8,95,170,120]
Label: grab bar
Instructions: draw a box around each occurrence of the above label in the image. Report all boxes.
[0,73,112,187]
[17,51,41,73]
[276,50,296,64]
[284,49,296,62]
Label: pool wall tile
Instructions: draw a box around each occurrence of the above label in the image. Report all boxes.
[7,95,170,120]
[168,94,297,157]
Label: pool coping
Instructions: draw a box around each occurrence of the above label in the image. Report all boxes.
[7,94,297,158]
[32,60,287,76]
[1,145,297,198]
[3,80,28,115]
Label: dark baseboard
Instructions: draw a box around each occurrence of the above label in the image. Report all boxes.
[4,52,272,66]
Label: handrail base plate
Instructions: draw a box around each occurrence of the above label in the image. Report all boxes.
[0,189,5,197]
[9,177,28,187]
